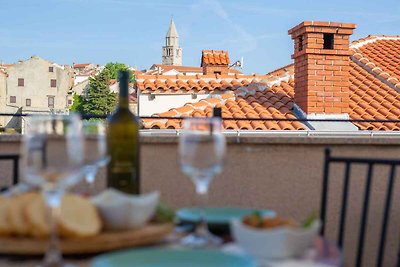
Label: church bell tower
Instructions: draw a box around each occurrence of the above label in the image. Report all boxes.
[162,19,182,66]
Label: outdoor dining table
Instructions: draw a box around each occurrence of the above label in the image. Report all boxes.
[0,231,342,267]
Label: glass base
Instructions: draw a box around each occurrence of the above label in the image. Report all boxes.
[37,260,76,267]
[38,252,76,267]
[37,262,76,267]
[180,231,222,248]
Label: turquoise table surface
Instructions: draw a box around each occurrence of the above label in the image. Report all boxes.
[92,248,256,267]
[177,207,275,225]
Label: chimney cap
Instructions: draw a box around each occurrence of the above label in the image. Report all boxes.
[288,21,356,35]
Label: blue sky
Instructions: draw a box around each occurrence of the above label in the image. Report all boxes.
[0,0,399,74]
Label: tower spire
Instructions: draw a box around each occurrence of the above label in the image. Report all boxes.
[166,18,179,38]
[162,18,182,66]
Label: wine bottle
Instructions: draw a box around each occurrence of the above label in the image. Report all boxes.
[106,70,140,194]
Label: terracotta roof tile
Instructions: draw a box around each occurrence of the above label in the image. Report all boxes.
[348,60,400,130]
[0,64,13,68]
[135,74,275,94]
[73,63,91,69]
[351,36,400,90]
[201,50,230,66]
[142,79,306,131]
[142,36,400,131]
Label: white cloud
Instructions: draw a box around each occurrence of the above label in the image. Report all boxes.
[198,0,259,53]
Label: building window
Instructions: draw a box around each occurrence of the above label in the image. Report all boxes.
[68,99,72,105]
[26,99,31,107]
[48,96,54,108]
[323,33,334,49]
[50,79,57,88]
[49,66,54,72]
[18,78,24,87]
[214,71,221,75]
[10,96,16,103]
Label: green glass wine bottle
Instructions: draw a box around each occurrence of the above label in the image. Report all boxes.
[106,70,140,194]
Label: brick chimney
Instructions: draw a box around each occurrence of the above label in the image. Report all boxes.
[201,50,230,75]
[288,21,356,117]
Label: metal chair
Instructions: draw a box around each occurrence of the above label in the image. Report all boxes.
[320,148,400,267]
[0,154,20,192]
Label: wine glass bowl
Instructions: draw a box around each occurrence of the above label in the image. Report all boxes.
[22,114,84,267]
[82,120,110,194]
[24,115,84,190]
[178,117,226,247]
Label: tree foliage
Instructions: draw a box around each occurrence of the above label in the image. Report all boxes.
[69,93,83,113]
[71,62,136,116]
[81,69,117,115]
[104,62,134,82]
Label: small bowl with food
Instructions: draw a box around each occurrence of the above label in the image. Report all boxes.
[91,189,160,231]
[231,212,320,261]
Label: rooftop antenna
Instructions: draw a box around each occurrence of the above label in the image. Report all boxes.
[229,56,244,69]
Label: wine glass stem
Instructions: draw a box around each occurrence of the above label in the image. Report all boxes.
[85,169,97,195]
[195,180,210,237]
[43,190,63,266]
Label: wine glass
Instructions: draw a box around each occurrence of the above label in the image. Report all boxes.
[22,114,84,267]
[178,117,226,247]
[82,120,110,195]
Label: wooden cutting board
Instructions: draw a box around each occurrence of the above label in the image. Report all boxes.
[0,223,174,255]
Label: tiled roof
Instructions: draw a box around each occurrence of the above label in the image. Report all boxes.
[0,64,13,68]
[349,61,400,130]
[142,77,306,131]
[201,50,230,66]
[351,36,400,90]
[73,63,91,69]
[133,69,143,77]
[142,37,400,131]
[135,73,276,94]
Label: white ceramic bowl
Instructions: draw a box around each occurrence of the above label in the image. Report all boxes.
[231,219,320,260]
[91,189,160,231]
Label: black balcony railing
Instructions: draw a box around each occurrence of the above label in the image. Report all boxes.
[0,112,400,124]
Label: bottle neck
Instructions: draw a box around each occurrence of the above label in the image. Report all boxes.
[119,75,130,110]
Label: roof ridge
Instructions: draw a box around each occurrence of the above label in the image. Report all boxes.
[350,35,400,49]
[351,53,400,91]
[350,36,400,91]
[266,63,294,76]
[235,72,293,98]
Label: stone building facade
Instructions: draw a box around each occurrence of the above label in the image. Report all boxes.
[0,56,74,131]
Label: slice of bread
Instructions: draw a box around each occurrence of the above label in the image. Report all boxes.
[8,192,39,236]
[25,194,102,240]
[58,194,102,238]
[0,196,12,235]
[25,194,49,237]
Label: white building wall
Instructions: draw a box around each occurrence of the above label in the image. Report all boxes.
[74,75,89,85]
[0,72,8,127]
[72,79,89,95]
[138,93,211,116]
